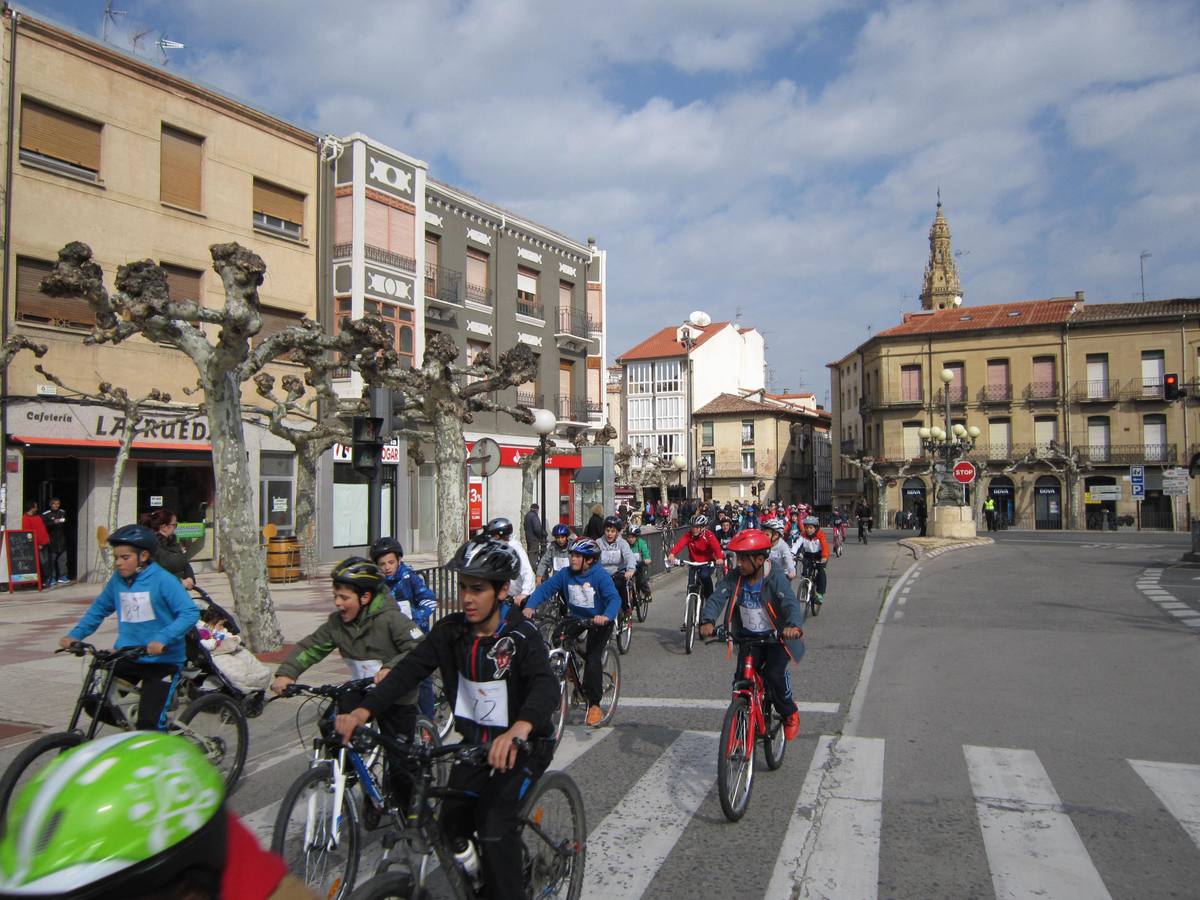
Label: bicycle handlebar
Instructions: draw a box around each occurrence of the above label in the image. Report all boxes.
[351,725,524,767]
[702,626,783,647]
[56,642,147,661]
[276,677,376,700]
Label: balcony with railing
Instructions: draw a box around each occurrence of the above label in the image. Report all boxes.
[1071,379,1120,402]
[554,307,594,351]
[555,394,589,424]
[332,241,352,260]
[1077,443,1177,464]
[424,263,463,307]
[840,439,858,455]
[1024,381,1059,403]
[364,244,416,273]
[464,282,493,307]
[516,297,545,321]
[936,384,968,406]
[978,383,1013,404]
[860,390,925,411]
[515,390,543,410]
[1130,377,1166,401]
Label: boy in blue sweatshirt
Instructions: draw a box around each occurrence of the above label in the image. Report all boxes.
[59,524,199,730]
[523,538,621,726]
[370,537,438,716]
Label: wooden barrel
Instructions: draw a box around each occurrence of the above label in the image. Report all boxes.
[266,535,300,583]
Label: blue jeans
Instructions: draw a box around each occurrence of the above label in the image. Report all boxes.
[418,675,436,719]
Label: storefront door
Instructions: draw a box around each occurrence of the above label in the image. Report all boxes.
[136,462,215,561]
[987,476,1015,527]
[22,458,80,579]
[1034,476,1062,529]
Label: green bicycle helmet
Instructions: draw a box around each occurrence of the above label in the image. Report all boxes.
[0,731,226,897]
[330,556,383,595]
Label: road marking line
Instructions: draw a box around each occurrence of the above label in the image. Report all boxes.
[241,744,308,780]
[1158,602,1190,610]
[965,745,1112,899]
[768,734,884,900]
[1129,759,1200,850]
[552,725,614,769]
[893,610,905,619]
[581,730,717,899]
[897,596,907,606]
[1168,609,1200,619]
[619,697,840,713]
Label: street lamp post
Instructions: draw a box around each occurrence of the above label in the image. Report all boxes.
[532,408,557,539]
[672,455,687,504]
[919,368,981,509]
[679,310,711,501]
[698,455,712,499]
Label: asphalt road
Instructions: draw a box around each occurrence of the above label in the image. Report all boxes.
[5,529,1199,899]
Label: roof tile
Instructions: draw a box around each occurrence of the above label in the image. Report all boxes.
[616,322,731,362]
[874,298,1078,338]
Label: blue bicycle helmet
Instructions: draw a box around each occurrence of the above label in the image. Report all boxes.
[568,539,600,559]
[551,523,571,538]
[106,524,159,553]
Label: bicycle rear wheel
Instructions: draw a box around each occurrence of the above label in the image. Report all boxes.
[272,762,360,900]
[616,610,632,655]
[176,692,248,792]
[549,681,569,744]
[684,592,698,654]
[762,706,787,770]
[520,770,587,900]
[717,698,754,822]
[0,731,84,828]
[632,584,648,623]
[598,648,621,726]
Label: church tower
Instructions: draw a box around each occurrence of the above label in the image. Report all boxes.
[919,195,962,310]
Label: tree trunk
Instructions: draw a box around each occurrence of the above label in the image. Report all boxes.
[433,407,467,565]
[294,441,322,561]
[207,372,283,650]
[100,426,137,578]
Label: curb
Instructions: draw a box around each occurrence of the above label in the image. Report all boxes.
[896,537,995,560]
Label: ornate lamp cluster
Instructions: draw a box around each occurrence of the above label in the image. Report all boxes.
[920,368,982,505]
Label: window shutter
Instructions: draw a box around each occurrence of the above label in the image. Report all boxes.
[15,256,94,328]
[160,126,202,210]
[425,236,439,268]
[987,360,1008,388]
[388,207,414,256]
[334,195,353,245]
[160,263,202,304]
[517,270,538,295]
[466,251,488,288]
[20,99,101,172]
[365,198,389,248]
[253,179,304,226]
[256,306,305,360]
[1032,357,1054,383]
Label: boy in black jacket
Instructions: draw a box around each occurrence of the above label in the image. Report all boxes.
[336,537,559,900]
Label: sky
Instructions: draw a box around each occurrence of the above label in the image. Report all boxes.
[27,0,1200,403]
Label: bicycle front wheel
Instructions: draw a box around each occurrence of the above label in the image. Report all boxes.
[684,593,699,654]
[0,731,84,826]
[717,698,755,822]
[346,871,416,899]
[762,706,787,770]
[521,770,587,900]
[176,692,248,792]
[598,648,621,726]
[550,681,569,745]
[616,612,632,656]
[272,763,360,900]
[429,671,453,741]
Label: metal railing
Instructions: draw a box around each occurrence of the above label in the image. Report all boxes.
[515,390,543,409]
[1071,379,1120,402]
[555,394,588,422]
[1131,377,1165,400]
[332,241,352,259]
[1077,443,1177,464]
[978,383,1012,403]
[1025,381,1059,401]
[840,439,858,455]
[425,263,463,305]
[860,392,924,410]
[556,307,592,338]
[364,244,416,273]
[516,297,545,320]
[936,385,968,404]
[465,283,493,306]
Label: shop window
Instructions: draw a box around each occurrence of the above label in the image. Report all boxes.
[253,177,305,240]
[160,124,203,211]
[259,452,295,533]
[15,256,93,329]
[20,98,102,180]
[333,465,395,547]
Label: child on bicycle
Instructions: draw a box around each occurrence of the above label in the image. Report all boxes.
[762,518,797,581]
[271,557,423,802]
[523,538,622,726]
[535,523,574,584]
[626,524,652,601]
[698,528,805,741]
[335,537,560,900]
[596,515,637,616]
[791,516,830,613]
[371,536,439,718]
[59,524,200,731]
[667,513,725,598]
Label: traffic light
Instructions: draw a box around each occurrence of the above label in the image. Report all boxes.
[1165,373,1181,401]
[352,416,384,474]
[750,483,758,496]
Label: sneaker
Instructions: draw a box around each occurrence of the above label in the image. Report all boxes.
[585,705,604,727]
[784,711,801,741]
[59,578,71,585]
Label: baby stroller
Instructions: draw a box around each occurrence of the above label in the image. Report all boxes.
[180,587,269,719]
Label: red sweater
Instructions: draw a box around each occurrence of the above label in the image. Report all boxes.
[21,514,50,549]
[669,528,725,563]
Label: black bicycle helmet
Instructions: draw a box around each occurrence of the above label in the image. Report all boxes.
[369,536,405,561]
[568,538,600,559]
[106,523,159,552]
[602,515,622,530]
[551,523,571,538]
[447,538,521,582]
[330,556,383,594]
[484,517,514,538]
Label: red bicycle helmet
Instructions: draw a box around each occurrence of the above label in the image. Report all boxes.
[727,528,771,553]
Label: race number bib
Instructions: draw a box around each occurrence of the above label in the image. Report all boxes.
[567,583,596,610]
[346,658,383,680]
[118,591,154,624]
[740,605,772,633]
[397,599,413,618]
[552,556,570,571]
[455,677,509,728]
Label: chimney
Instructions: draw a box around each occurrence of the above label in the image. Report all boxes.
[1075,291,1085,301]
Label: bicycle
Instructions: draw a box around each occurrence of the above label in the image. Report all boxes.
[857,516,871,545]
[0,642,248,823]
[343,730,586,900]
[668,559,714,654]
[547,618,621,743]
[614,578,634,656]
[706,629,788,822]
[798,557,824,617]
[271,680,442,900]
[829,523,844,558]
[628,567,649,624]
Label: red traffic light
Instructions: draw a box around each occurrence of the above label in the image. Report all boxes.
[1165,373,1181,401]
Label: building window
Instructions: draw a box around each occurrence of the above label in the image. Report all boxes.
[628,398,653,431]
[160,124,203,211]
[253,178,304,240]
[1143,413,1167,461]
[1087,415,1110,461]
[335,298,414,369]
[517,267,541,318]
[741,420,755,445]
[701,421,714,447]
[334,194,353,246]
[465,249,489,304]
[986,360,1010,401]
[1031,356,1057,399]
[20,98,102,180]
[1141,350,1165,396]
[902,421,922,460]
[255,305,305,362]
[1034,416,1058,451]
[586,282,602,329]
[365,196,416,269]
[15,256,93,329]
[466,339,490,382]
[259,452,294,532]
[900,364,922,402]
[1085,354,1110,399]
[656,433,680,458]
[942,362,965,401]
[655,360,681,393]
[742,450,755,473]
[559,280,573,317]
[627,362,652,395]
[988,418,1012,456]
[655,395,683,430]
[701,450,715,470]
[517,353,541,407]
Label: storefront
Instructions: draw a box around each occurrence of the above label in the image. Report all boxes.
[1034,475,1063,530]
[901,477,927,518]
[987,475,1015,527]
[1083,475,1119,530]
[5,399,295,580]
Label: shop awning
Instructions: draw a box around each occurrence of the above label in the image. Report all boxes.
[571,466,604,484]
[13,435,212,452]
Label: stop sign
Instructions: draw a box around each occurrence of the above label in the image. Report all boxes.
[952,460,977,484]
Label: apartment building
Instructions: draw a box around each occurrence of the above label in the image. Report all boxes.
[829,296,1200,531]
[693,392,831,505]
[1,9,319,578]
[615,320,764,500]
[321,134,609,555]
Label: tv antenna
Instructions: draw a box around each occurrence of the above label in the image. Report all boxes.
[157,34,186,65]
[101,1,125,43]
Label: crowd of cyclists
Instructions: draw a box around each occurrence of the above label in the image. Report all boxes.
[0,494,871,899]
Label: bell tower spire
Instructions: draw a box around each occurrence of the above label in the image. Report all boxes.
[919,194,962,310]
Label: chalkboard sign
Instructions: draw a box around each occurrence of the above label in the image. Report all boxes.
[4,531,42,590]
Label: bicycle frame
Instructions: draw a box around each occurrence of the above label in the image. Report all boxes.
[728,649,769,754]
[64,648,144,739]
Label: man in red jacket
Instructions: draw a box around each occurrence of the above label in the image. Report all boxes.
[667,513,725,602]
[21,499,51,589]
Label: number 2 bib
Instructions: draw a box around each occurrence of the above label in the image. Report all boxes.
[455,677,509,728]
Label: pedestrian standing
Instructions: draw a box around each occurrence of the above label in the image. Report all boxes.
[523,502,547,560]
[22,500,52,589]
[915,496,928,537]
[42,497,70,585]
[984,496,996,532]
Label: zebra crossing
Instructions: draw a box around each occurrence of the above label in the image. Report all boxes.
[234,724,1200,899]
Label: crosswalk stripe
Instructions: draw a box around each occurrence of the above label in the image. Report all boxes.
[964,745,1112,899]
[581,730,717,899]
[1129,759,1200,850]
[553,725,614,769]
[768,734,885,900]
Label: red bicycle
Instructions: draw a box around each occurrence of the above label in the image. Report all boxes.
[708,629,788,821]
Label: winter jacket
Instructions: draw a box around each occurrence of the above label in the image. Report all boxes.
[274,591,423,704]
[363,606,560,744]
[68,561,200,665]
[155,536,196,585]
[583,512,605,540]
[701,563,806,662]
[384,562,437,632]
[768,539,796,578]
[507,539,536,598]
[526,563,622,621]
[21,514,50,550]
[669,528,725,563]
[595,535,637,577]
[523,509,546,547]
[536,541,572,578]
[42,508,67,551]
[629,537,651,565]
[790,530,830,562]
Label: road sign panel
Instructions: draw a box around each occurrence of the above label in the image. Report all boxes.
[952,460,977,484]
[1130,465,1145,501]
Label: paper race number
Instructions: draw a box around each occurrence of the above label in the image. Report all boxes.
[119,591,154,624]
[455,677,509,728]
[346,658,383,680]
